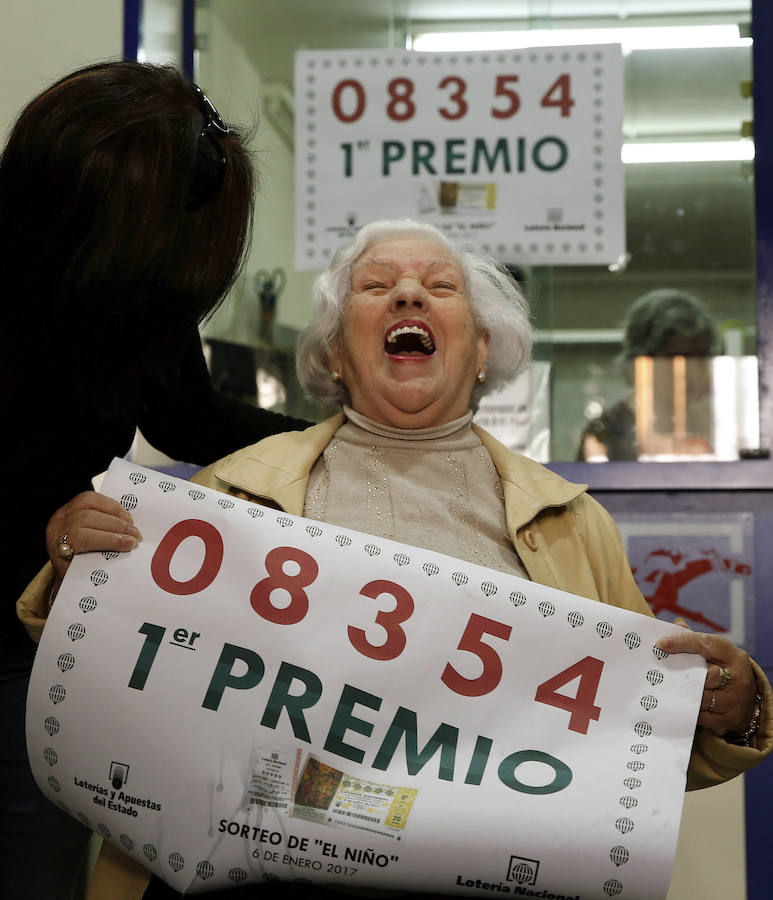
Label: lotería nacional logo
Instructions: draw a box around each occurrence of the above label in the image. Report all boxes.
[506,856,540,886]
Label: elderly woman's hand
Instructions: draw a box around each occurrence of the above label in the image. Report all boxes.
[657,622,759,740]
[46,491,142,581]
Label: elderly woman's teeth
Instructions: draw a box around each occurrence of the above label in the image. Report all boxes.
[386,325,436,354]
[388,325,427,340]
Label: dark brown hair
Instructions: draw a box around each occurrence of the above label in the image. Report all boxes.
[0,61,255,346]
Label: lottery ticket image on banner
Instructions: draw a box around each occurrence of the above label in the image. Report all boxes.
[247,744,302,810]
[27,458,707,896]
[292,754,417,840]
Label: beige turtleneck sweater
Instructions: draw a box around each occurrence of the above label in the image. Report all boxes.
[303,406,528,580]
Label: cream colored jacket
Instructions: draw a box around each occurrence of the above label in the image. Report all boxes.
[18,416,773,900]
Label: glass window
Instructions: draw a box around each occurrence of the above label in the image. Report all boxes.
[534,20,757,462]
[190,0,758,461]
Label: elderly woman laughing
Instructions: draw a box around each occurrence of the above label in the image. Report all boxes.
[20,219,772,899]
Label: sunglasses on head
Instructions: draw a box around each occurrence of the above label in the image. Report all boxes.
[187,84,230,210]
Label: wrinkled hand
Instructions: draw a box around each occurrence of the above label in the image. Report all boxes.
[46,491,142,580]
[657,619,757,738]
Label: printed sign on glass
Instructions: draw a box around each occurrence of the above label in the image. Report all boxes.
[294,47,625,269]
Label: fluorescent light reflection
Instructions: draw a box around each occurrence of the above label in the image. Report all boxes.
[711,357,759,460]
[411,25,750,54]
[622,140,755,164]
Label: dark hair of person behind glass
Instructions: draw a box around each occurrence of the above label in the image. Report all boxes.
[619,288,719,362]
[0,60,255,348]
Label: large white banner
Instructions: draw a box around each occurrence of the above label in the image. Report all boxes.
[294,46,625,270]
[28,459,704,897]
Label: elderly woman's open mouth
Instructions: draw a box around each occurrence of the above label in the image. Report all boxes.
[384,320,437,357]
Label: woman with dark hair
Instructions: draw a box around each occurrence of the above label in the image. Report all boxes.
[0,60,308,899]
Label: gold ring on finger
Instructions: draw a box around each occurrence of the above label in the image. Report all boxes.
[718,666,732,690]
[708,691,717,713]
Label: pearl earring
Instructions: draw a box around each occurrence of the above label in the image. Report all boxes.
[477,370,487,384]
[331,370,343,382]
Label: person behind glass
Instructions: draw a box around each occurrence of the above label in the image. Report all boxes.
[0,61,309,900]
[22,220,770,900]
[577,288,719,461]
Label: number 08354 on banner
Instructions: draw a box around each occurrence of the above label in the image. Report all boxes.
[147,520,603,740]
